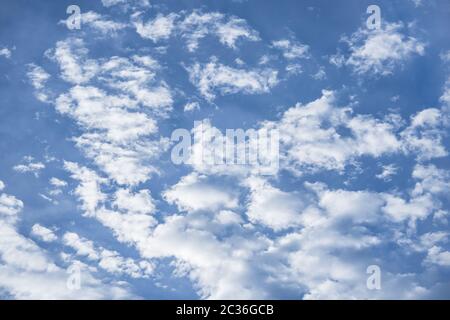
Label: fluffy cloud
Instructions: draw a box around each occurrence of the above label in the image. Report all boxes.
[244,176,305,231]
[48,38,99,84]
[101,0,126,7]
[113,188,156,215]
[401,108,448,160]
[0,47,12,58]
[333,22,425,76]
[101,0,149,9]
[264,90,400,173]
[63,232,154,278]
[272,39,309,60]
[163,173,239,212]
[64,161,107,216]
[134,13,177,42]
[132,10,259,51]
[13,157,45,177]
[31,224,58,242]
[59,11,127,35]
[45,39,173,186]
[0,194,23,218]
[376,164,398,181]
[27,64,50,90]
[21,2,450,300]
[63,232,99,260]
[80,11,127,34]
[49,177,67,196]
[187,57,278,100]
[179,11,259,51]
[0,185,132,299]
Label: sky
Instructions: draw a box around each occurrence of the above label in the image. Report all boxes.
[0,0,450,299]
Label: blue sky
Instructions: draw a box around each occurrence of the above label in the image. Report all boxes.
[0,0,450,299]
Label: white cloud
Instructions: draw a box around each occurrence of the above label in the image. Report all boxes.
[113,188,156,215]
[0,186,132,299]
[46,39,173,185]
[163,173,239,212]
[382,193,436,223]
[132,11,259,50]
[24,7,450,299]
[425,246,450,266]
[73,133,164,186]
[285,63,303,75]
[134,13,177,42]
[98,249,154,278]
[63,232,154,278]
[63,232,99,260]
[0,194,23,218]
[140,214,274,299]
[50,177,67,188]
[95,207,156,246]
[59,11,127,35]
[179,11,259,51]
[312,67,326,80]
[313,184,384,225]
[56,85,158,143]
[101,0,150,8]
[63,162,156,249]
[185,119,278,177]
[376,164,398,181]
[0,47,12,58]
[31,224,57,242]
[412,164,450,196]
[187,57,278,100]
[214,210,243,225]
[13,157,45,177]
[80,11,127,34]
[244,176,305,231]
[272,39,309,60]
[64,161,107,216]
[101,0,126,7]
[401,108,448,160]
[48,38,99,84]
[265,90,401,173]
[214,16,259,48]
[337,22,425,76]
[27,64,50,90]
[184,101,200,112]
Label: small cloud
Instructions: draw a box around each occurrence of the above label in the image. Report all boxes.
[272,39,309,60]
[312,67,326,80]
[335,22,425,76]
[13,157,45,177]
[133,13,177,42]
[184,101,200,112]
[0,47,12,59]
[186,57,279,101]
[50,177,68,188]
[31,224,58,242]
[376,164,398,181]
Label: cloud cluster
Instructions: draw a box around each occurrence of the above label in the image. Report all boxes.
[0,181,133,299]
[17,3,450,300]
[187,57,279,101]
[332,22,425,76]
